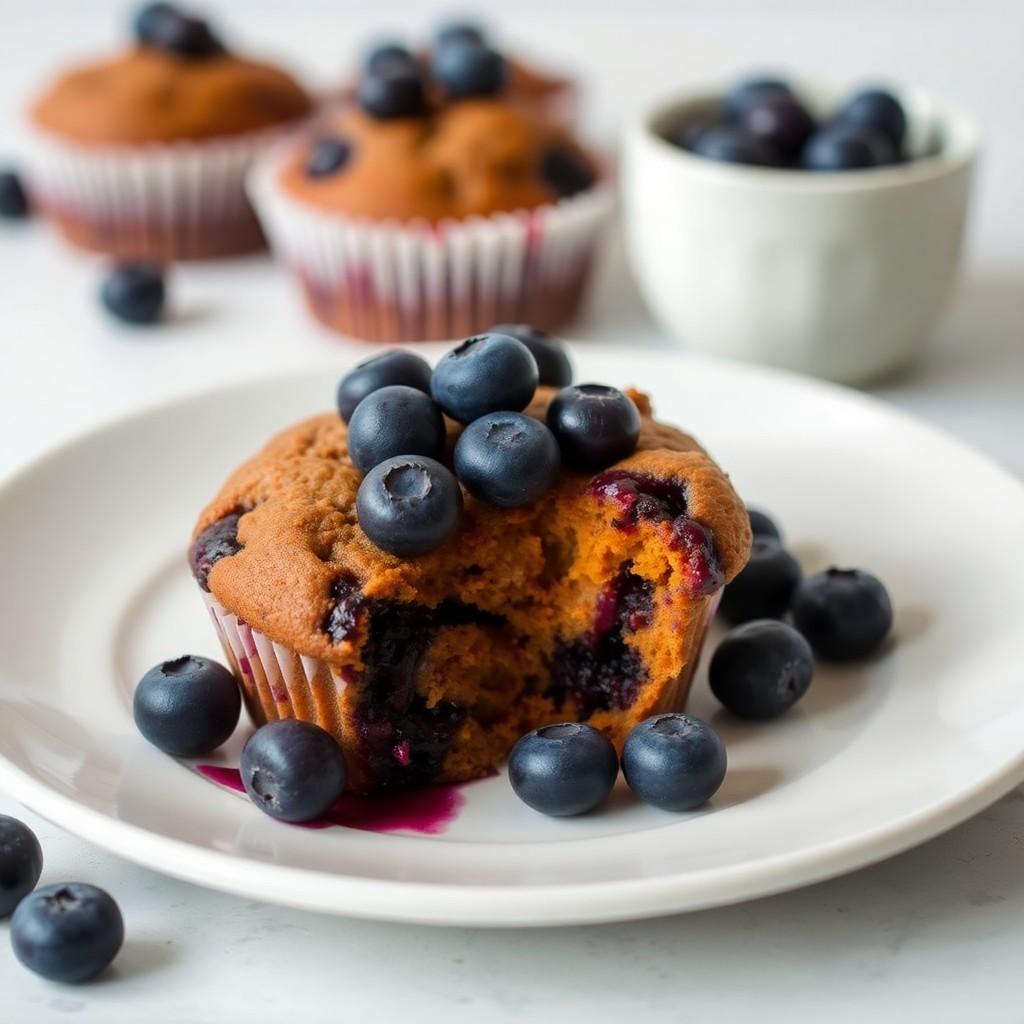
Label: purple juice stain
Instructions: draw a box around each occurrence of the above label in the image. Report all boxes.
[197,764,466,836]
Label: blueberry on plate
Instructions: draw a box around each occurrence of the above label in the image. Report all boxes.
[346,384,446,473]
[100,264,166,325]
[133,655,240,757]
[336,349,433,423]
[490,323,572,388]
[509,723,618,817]
[723,76,793,122]
[358,66,426,119]
[356,455,463,556]
[791,567,893,661]
[835,88,907,150]
[305,136,354,179]
[435,20,486,49]
[709,619,814,719]
[741,96,815,161]
[690,125,780,167]
[454,412,560,508]
[718,536,802,624]
[364,41,415,75]
[11,883,124,984]
[432,42,506,99]
[540,146,596,198]
[747,507,782,541]
[431,333,538,423]
[0,816,43,918]
[241,720,347,823]
[0,168,30,219]
[801,125,895,171]
[546,384,641,472]
[621,713,727,811]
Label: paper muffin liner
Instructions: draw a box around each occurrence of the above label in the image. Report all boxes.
[248,145,614,342]
[23,120,305,262]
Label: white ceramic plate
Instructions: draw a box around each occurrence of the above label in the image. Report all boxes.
[1,348,1022,928]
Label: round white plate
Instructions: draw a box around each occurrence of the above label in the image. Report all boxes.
[1,348,1022,928]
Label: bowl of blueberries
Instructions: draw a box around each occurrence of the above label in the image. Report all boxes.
[623,75,978,385]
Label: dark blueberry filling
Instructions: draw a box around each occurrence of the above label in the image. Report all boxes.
[549,567,653,719]
[671,518,725,597]
[322,574,366,643]
[188,512,243,591]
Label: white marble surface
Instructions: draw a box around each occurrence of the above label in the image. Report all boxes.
[1,0,1023,1019]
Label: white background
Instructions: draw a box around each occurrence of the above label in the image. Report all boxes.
[1,1,1023,1020]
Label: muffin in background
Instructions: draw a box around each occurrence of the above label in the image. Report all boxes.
[26,3,312,261]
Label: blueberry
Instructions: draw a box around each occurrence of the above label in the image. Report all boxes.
[540,146,596,198]
[621,714,727,811]
[346,385,446,473]
[435,20,486,49]
[0,816,43,918]
[432,42,506,100]
[741,96,815,161]
[508,723,618,817]
[135,4,224,59]
[489,323,572,387]
[747,507,782,541]
[454,412,560,508]
[133,2,177,44]
[133,655,241,757]
[356,455,463,556]
[690,125,780,167]
[836,88,907,150]
[723,77,793,122]
[431,333,538,424]
[364,41,416,75]
[546,384,641,472]
[358,67,426,119]
[791,567,893,661]
[801,125,894,171]
[305,137,353,179]
[709,619,814,719]
[668,118,714,153]
[336,349,433,423]
[241,720,347,823]
[11,883,124,984]
[718,537,802,624]
[0,168,30,219]
[100,264,165,325]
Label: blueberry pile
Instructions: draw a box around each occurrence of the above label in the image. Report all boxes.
[133,3,225,60]
[672,76,909,172]
[339,328,643,557]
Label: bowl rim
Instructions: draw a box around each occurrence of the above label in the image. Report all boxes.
[629,80,981,194]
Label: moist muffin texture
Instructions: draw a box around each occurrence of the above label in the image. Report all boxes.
[190,389,750,793]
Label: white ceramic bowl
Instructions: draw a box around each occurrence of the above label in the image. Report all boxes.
[622,85,979,384]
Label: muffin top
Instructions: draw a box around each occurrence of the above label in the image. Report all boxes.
[30,6,311,145]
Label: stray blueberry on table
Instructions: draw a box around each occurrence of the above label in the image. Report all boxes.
[0,815,43,918]
[718,536,802,624]
[509,723,619,817]
[791,567,893,661]
[490,323,573,388]
[359,67,426,119]
[709,619,814,719]
[133,655,241,757]
[336,349,433,423]
[621,714,727,811]
[305,137,354,179]
[100,264,166,325]
[11,883,124,984]
[433,42,506,99]
[431,333,538,423]
[0,169,31,219]
[346,385,446,473]
[241,720,347,823]
[546,384,641,471]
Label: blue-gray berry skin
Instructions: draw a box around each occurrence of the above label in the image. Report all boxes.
[336,350,433,423]
[432,43,506,99]
[356,455,463,556]
[11,883,124,983]
[509,723,619,817]
[621,714,727,811]
[546,384,640,471]
[0,169,30,219]
[835,88,907,150]
[358,67,426,119]
[723,77,793,122]
[100,264,166,324]
[709,620,814,719]
[345,385,446,473]
[0,816,43,917]
[718,537,802,624]
[746,507,782,541]
[801,125,895,171]
[431,333,538,423]
[490,324,572,387]
[690,125,780,167]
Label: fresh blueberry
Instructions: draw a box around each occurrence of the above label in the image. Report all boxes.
[364,41,416,75]
[358,67,426,119]
[454,412,560,508]
[489,323,572,387]
[668,118,714,152]
[546,384,641,472]
[723,77,793,122]
[432,42,506,99]
[508,723,618,817]
[133,655,241,757]
[0,168,30,219]
[718,536,802,624]
[435,20,486,49]
[136,4,224,59]
[431,333,538,423]
[336,349,433,423]
[356,455,463,556]
[305,137,353,179]
[11,883,124,984]
[791,567,893,661]
[133,2,177,44]
[346,385,446,474]
[540,146,596,197]
[690,125,780,166]
[0,816,43,918]
[241,720,347,823]
[801,125,894,171]
[100,264,166,325]
[836,88,907,150]
[709,619,814,719]
[621,714,727,811]
[741,96,815,161]
[747,507,782,541]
